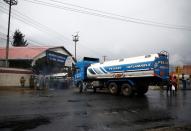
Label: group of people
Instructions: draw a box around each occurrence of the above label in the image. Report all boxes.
[167,75,177,95]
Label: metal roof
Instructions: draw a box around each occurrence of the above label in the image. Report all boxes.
[0,46,76,63]
[0,47,49,60]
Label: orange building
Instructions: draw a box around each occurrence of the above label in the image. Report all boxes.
[183,65,191,75]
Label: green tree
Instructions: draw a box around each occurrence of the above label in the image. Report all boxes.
[12,30,28,47]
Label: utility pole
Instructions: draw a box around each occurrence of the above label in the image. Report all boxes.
[72,33,79,61]
[103,55,107,62]
[3,0,18,67]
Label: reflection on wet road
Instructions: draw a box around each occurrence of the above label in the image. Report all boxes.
[0,88,191,131]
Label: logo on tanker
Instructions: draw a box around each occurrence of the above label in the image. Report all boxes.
[108,66,122,71]
[107,63,152,71]
[157,61,168,65]
[154,60,168,69]
[126,63,151,69]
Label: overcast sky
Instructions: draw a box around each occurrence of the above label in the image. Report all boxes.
[0,0,191,65]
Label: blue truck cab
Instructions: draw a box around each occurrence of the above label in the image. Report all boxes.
[153,52,169,80]
[74,57,99,86]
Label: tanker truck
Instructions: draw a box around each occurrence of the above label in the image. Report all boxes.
[74,51,169,96]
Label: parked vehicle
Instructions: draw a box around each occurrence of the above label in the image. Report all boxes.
[74,51,169,96]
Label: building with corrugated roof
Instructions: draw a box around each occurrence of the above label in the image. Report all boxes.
[0,46,75,75]
[0,47,48,68]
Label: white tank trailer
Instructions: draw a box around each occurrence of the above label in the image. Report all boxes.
[74,51,169,96]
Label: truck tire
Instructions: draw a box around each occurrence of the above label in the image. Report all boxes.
[137,85,148,95]
[121,83,133,96]
[108,82,118,95]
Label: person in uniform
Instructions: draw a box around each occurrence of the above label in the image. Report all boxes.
[20,76,26,88]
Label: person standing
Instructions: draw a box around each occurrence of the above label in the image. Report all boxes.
[29,75,34,89]
[172,84,176,95]
[83,82,87,92]
[20,76,26,88]
[182,74,187,90]
[189,75,191,88]
[172,76,178,94]
[166,75,172,94]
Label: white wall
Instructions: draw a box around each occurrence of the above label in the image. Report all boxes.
[0,68,32,87]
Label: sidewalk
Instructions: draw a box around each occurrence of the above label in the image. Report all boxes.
[0,86,32,92]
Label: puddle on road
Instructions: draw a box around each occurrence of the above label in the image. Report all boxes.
[30,90,55,98]
[74,111,88,116]
[0,116,50,131]
[101,107,174,126]
[68,99,81,102]
[76,124,90,131]
[135,116,172,123]
[103,108,138,115]
[134,109,174,124]
[86,103,92,107]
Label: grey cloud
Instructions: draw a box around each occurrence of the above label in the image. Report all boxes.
[0,0,190,65]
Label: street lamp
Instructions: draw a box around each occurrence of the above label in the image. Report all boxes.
[3,0,18,67]
[72,33,79,61]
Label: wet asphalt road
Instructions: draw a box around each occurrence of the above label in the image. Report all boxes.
[0,88,191,131]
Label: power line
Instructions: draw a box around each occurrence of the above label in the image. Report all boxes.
[0,36,7,40]
[0,2,72,45]
[0,11,61,46]
[2,31,101,57]
[48,0,191,29]
[0,8,60,45]
[10,5,72,43]
[1,29,47,47]
[3,0,18,67]
[0,32,51,49]
[0,2,64,46]
[0,2,106,57]
[0,7,103,57]
[22,0,191,31]
[0,26,49,47]
[0,8,48,42]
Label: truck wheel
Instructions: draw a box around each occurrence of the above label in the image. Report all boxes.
[121,83,133,96]
[137,86,148,95]
[78,82,83,93]
[108,82,118,95]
